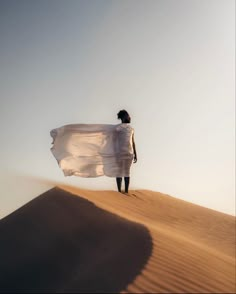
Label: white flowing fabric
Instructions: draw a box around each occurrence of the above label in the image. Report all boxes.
[50,123,134,177]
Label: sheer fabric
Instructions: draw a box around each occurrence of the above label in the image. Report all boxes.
[50,124,134,177]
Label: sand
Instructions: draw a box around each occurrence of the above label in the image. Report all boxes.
[0,186,235,293]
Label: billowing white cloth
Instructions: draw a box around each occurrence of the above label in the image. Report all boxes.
[50,123,134,177]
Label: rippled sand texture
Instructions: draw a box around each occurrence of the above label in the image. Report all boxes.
[61,186,236,294]
[0,186,235,293]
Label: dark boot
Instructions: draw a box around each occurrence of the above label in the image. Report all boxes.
[124,177,130,193]
[116,177,122,192]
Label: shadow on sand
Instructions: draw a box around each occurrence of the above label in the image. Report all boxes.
[0,187,152,293]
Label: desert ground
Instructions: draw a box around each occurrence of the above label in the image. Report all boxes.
[0,185,235,293]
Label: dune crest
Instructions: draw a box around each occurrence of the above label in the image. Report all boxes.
[0,187,152,293]
[0,185,235,293]
[60,185,236,293]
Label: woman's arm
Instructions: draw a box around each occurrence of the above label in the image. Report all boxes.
[132,134,137,163]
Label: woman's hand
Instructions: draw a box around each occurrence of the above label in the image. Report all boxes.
[133,155,137,163]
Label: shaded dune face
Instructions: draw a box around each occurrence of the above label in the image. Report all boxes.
[0,187,152,293]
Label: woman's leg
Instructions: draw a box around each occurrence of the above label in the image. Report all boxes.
[124,177,130,193]
[116,177,122,192]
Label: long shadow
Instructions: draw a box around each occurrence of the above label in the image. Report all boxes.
[0,187,152,293]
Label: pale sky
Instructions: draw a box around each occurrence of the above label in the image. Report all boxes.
[0,0,235,216]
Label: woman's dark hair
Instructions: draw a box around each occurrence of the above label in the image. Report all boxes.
[117,109,131,123]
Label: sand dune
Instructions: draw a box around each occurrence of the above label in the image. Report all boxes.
[0,186,235,293]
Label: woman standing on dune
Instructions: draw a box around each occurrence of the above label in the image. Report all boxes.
[116,110,137,194]
[50,109,137,194]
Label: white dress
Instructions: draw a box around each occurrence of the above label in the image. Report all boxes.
[50,123,134,177]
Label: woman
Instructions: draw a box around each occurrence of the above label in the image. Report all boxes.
[116,110,137,194]
[50,110,137,191]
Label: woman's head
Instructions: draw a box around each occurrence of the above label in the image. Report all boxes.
[117,109,131,123]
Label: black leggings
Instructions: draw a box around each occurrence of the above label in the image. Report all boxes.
[116,177,130,193]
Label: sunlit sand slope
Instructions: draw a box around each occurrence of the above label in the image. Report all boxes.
[61,186,236,293]
[0,185,235,293]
